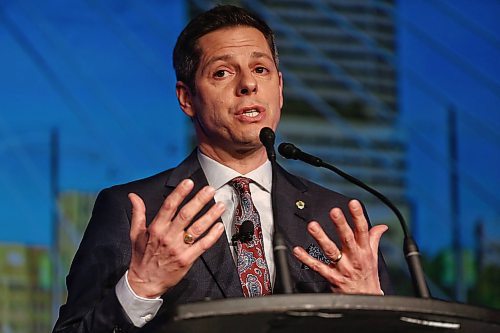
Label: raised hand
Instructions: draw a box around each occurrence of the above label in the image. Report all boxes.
[293,199,387,295]
[126,179,225,298]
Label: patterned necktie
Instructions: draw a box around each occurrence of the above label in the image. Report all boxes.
[229,176,272,297]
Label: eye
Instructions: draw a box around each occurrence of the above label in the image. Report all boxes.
[214,69,229,78]
[255,66,269,74]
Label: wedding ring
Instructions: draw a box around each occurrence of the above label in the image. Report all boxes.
[331,250,343,264]
[183,232,195,245]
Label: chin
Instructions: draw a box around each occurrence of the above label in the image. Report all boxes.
[234,146,261,157]
[232,138,262,152]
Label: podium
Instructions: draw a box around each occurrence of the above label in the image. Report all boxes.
[157,295,500,332]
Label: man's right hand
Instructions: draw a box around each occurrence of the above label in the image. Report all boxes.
[126,179,225,298]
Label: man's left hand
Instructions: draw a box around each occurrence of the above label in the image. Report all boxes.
[293,199,387,295]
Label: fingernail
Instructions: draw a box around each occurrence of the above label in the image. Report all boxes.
[215,202,225,210]
[349,200,360,210]
[183,179,194,187]
[332,208,341,218]
[292,247,301,256]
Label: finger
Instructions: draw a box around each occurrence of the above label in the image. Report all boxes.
[153,179,195,225]
[172,185,216,231]
[306,221,342,261]
[292,246,338,284]
[186,201,225,240]
[128,193,147,244]
[330,207,356,251]
[368,224,388,257]
[349,200,370,248]
[188,222,225,258]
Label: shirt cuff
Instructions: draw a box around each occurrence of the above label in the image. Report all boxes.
[115,270,163,327]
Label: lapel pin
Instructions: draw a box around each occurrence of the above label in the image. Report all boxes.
[295,200,305,210]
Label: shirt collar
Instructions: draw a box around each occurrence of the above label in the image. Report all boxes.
[197,149,272,192]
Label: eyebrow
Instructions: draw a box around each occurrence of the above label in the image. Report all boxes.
[250,51,274,62]
[202,51,275,72]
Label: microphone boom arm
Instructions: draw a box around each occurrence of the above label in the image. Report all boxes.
[278,142,430,298]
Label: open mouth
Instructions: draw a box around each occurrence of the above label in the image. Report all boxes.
[238,105,265,119]
[242,109,260,117]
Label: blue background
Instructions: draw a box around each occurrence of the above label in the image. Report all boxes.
[0,0,498,261]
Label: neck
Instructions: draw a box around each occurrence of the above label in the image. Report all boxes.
[198,144,268,174]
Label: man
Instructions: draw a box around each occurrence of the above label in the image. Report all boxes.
[53,5,391,333]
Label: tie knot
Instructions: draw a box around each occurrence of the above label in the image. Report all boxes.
[229,176,252,194]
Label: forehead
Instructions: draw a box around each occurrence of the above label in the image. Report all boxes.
[196,26,273,59]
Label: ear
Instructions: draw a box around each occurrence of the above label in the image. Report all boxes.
[176,81,195,117]
[278,72,284,109]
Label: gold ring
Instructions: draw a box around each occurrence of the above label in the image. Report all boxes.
[331,250,343,263]
[183,232,195,245]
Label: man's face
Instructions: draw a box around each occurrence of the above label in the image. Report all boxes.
[177,26,283,156]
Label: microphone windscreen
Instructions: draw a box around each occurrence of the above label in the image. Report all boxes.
[240,220,254,243]
[278,143,298,159]
[259,127,275,146]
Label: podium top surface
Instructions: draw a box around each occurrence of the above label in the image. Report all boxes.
[154,294,500,333]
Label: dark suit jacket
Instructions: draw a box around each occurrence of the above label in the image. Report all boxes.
[53,151,392,333]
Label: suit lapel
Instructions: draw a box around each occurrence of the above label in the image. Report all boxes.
[163,150,242,298]
[273,163,315,293]
[163,154,317,297]
[189,166,243,298]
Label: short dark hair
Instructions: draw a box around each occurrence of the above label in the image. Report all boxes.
[173,5,279,93]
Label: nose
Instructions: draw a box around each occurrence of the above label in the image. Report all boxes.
[237,70,257,96]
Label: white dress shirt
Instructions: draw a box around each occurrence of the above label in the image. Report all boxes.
[115,150,275,327]
[197,150,275,282]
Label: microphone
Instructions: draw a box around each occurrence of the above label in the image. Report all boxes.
[259,127,276,162]
[231,220,254,246]
[278,142,430,298]
[278,142,322,167]
[259,128,293,294]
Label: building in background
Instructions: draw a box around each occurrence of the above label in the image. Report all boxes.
[0,244,52,333]
[52,192,97,315]
[189,0,404,209]
[188,0,410,289]
[0,192,95,333]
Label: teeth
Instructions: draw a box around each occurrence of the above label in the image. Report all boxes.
[243,109,259,117]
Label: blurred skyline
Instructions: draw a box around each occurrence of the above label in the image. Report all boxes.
[0,0,498,258]
[0,0,187,244]
[399,0,499,253]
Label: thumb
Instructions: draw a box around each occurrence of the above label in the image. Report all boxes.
[128,193,147,244]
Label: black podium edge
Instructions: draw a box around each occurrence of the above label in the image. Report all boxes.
[172,294,500,325]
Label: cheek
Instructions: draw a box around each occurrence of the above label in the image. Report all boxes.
[212,92,233,115]
[271,110,281,129]
[270,92,282,119]
[197,96,229,127]
[200,85,226,106]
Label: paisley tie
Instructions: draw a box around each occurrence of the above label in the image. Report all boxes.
[229,177,272,297]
